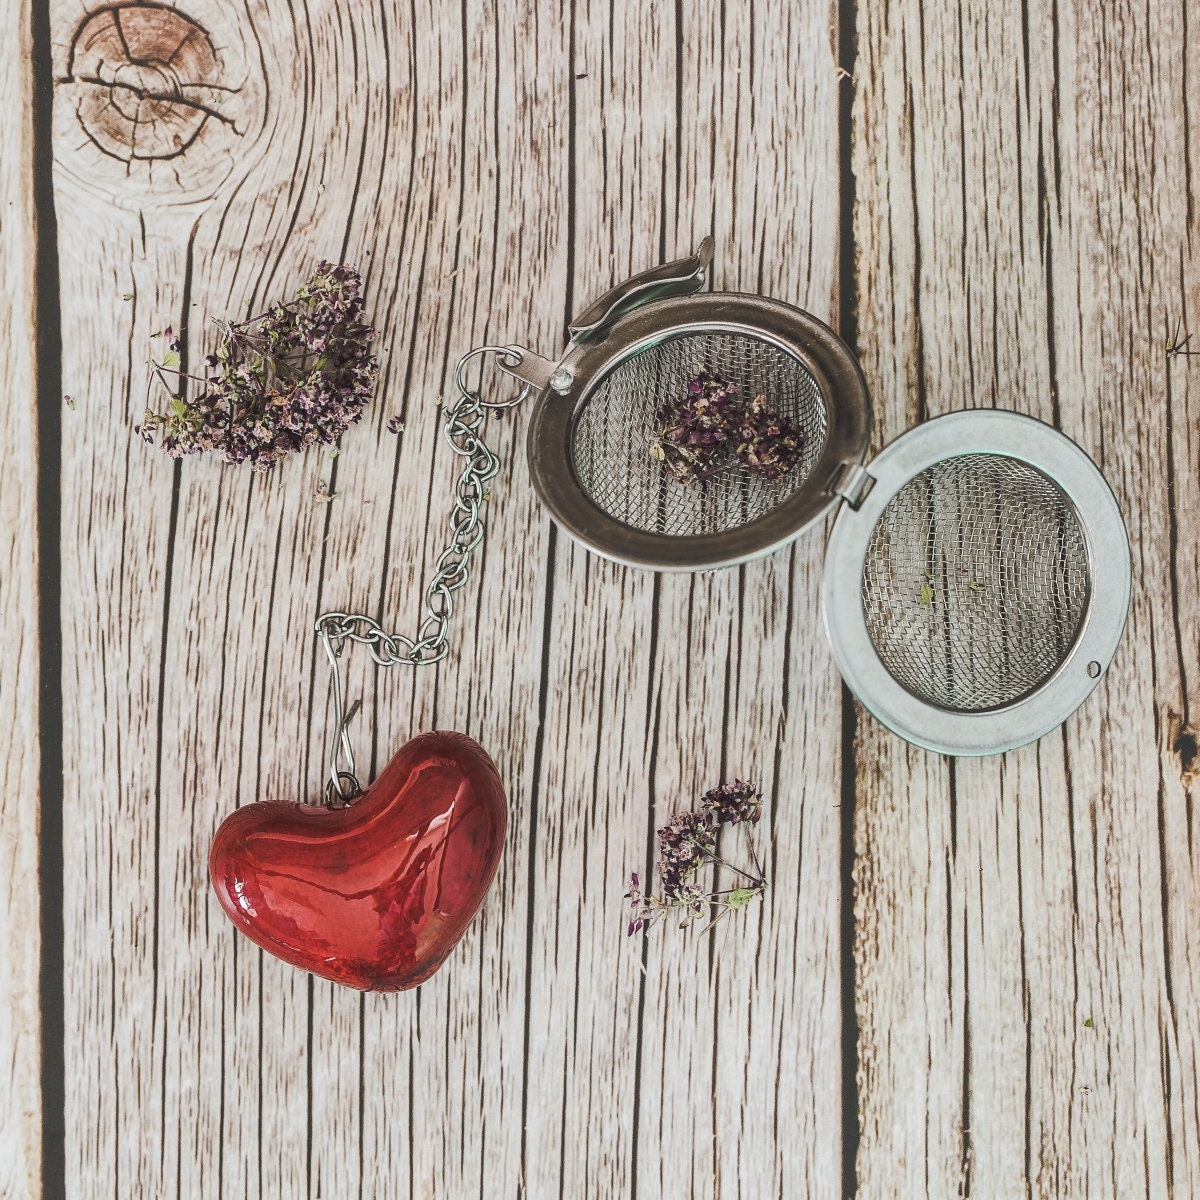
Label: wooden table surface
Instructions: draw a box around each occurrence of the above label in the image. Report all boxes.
[4,0,1198,1196]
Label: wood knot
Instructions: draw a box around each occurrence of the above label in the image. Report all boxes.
[1175,726,1198,786]
[57,4,260,203]
[1164,708,1199,788]
[66,6,232,161]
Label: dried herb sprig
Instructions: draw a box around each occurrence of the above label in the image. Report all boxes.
[650,371,743,484]
[650,372,806,487]
[1165,314,1197,359]
[137,261,379,471]
[625,779,767,936]
[734,393,806,480]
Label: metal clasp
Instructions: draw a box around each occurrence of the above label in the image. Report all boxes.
[494,345,574,396]
[454,344,552,410]
[567,236,715,341]
[316,617,364,804]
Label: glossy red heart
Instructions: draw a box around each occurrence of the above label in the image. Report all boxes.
[209,731,506,992]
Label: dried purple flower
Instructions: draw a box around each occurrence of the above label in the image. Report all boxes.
[650,371,743,485]
[138,261,379,471]
[624,872,657,936]
[624,778,768,938]
[650,372,805,487]
[655,809,717,893]
[734,394,805,480]
[701,779,763,826]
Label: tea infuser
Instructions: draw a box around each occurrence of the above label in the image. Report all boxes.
[315,237,1130,763]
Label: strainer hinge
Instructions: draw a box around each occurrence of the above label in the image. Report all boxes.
[829,462,876,509]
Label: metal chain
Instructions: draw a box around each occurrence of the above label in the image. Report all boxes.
[314,346,532,802]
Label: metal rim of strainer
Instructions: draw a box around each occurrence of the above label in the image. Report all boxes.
[821,410,1131,756]
[525,293,873,571]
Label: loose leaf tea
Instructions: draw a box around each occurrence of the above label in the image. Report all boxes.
[651,370,743,484]
[138,261,379,471]
[650,371,806,487]
[734,392,806,480]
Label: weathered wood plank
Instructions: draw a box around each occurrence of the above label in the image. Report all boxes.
[516,5,848,1199]
[50,0,561,1196]
[39,0,1200,1194]
[1,3,42,1197]
[51,3,271,1194]
[49,0,850,1191]
[353,4,570,1197]
[662,13,847,1198]
[513,7,670,1198]
[852,0,1200,1195]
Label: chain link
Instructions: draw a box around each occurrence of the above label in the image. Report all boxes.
[314,346,529,801]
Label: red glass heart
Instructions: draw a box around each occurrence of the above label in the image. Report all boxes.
[209,731,507,992]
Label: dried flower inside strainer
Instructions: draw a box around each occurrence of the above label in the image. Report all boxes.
[650,371,805,487]
[735,393,806,481]
[650,370,742,484]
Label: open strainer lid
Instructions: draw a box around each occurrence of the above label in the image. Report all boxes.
[821,410,1131,756]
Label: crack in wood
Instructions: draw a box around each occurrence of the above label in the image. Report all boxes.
[1166,710,1199,787]
[66,75,239,130]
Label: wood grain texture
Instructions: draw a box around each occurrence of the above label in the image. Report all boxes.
[1,2,42,1197]
[45,1,844,1197]
[531,7,846,1199]
[852,0,1200,1196]
[23,0,1200,1195]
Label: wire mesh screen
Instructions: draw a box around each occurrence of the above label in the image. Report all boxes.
[861,453,1091,712]
[570,331,829,536]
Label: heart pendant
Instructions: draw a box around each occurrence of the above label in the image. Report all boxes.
[209,731,507,991]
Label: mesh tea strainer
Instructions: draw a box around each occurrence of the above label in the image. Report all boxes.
[820,410,1129,754]
[319,238,1130,768]
[501,238,874,569]
[495,239,1130,756]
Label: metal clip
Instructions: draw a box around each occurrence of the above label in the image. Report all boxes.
[567,236,715,341]
[494,345,574,396]
[317,619,364,804]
